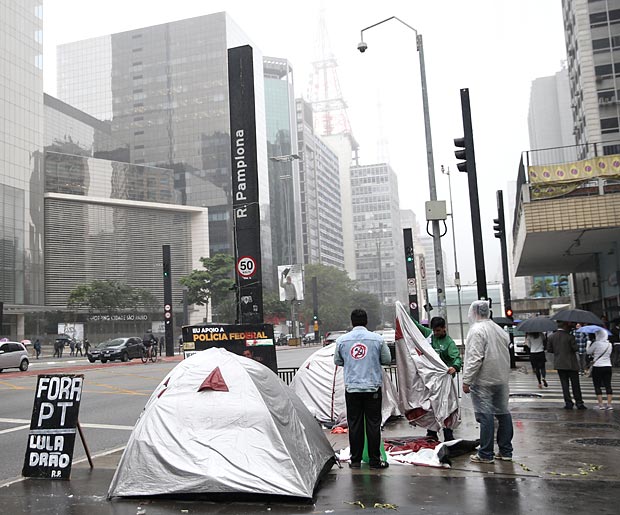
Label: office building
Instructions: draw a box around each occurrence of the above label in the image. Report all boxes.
[296,99,344,269]
[0,0,44,337]
[351,163,407,313]
[43,95,208,310]
[56,12,272,278]
[563,0,620,156]
[263,57,303,270]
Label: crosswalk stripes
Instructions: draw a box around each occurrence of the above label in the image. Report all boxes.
[508,367,620,404]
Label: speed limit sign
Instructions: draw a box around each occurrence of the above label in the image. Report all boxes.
[237,256,257,278]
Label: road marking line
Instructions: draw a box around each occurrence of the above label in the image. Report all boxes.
[0,418,134,431]
[0,425,30,435]
[87,382,148,396]
[0,445,127,489]
[0,381,27,390]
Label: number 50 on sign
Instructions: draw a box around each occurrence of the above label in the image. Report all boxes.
[237,256,257,278]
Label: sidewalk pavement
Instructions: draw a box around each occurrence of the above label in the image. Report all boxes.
[2,371,620,514]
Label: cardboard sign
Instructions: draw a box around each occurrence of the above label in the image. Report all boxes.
[22,374,84,479]
[182,324,277,373]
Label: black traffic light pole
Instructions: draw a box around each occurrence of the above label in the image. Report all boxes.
[312,276,320,344]
[403,228,420,320]
[454,88,487,301]
[162,245,174,356]
[494,190,516,368]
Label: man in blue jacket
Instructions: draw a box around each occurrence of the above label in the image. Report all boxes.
[334,309,392,470]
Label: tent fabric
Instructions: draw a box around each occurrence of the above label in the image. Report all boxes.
[290,343,400,427]
[108,348,335,499]
[198,366,229,392]
[394,302,460,432]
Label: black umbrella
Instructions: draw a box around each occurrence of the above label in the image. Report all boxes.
[550,309,605,326]
[492,317,517,327]
[516,317,557,333]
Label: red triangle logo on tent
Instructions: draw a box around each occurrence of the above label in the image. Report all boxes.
[198,367,229,392]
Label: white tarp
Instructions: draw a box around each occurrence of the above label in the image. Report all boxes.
[108,348,335,499]
[394,302,460,431]
[290,343,400,427]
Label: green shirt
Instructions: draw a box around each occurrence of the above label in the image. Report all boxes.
[413,318,462,372]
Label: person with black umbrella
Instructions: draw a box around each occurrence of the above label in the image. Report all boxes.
[547,322,586,410]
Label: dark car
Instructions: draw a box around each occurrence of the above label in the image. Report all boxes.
[87,337,144,363]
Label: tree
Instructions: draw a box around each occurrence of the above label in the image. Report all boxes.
[67,280,157,312]
[179,254,236,322]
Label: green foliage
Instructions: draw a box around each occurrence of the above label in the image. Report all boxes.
[179,254,236,322]
[67,280,157,312]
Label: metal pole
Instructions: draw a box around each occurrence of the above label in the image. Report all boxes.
[358,20,447,323]
[443,166,465,342]
[376,239,384,326]
[417,34,448,322]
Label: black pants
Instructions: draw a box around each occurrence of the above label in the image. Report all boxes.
[592,366,613,395]
[557,369,584,407]
[345,389,382,465]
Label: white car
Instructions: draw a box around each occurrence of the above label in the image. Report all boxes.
[0,341,29,372]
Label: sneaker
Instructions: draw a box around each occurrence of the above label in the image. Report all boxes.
[598,405,606,410]
[607,405,614,411]
[563,404,574,410]
[543,379,548,387]
[495,453,513,461]
[369,461,389,469]
[538,383,543,389]
[470,454,495,464]
[349,462,361,469]
[577,404,587,410]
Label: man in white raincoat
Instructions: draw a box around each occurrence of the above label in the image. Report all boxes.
[462,300,514,464]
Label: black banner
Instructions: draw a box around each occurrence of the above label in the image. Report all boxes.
[228,45,263,324]
[23,374,84,480]
[182,323,277,373]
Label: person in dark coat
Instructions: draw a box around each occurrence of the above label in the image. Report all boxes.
[547,322,586,409]
[33,339,41,359]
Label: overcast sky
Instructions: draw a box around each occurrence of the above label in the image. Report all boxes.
[44,0,567,284]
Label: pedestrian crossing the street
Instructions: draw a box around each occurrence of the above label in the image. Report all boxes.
[508,366,620,406]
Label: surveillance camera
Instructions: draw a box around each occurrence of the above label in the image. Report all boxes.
[357,41,368,53]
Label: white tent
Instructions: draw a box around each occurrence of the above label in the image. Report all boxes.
[290,343,400,427]
[108,348,335,499]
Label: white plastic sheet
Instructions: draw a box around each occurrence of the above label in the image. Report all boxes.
[394,302,460,431]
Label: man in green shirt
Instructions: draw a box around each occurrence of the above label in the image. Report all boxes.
[413,316,462,441]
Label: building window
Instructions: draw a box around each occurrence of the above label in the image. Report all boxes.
[603,144,620,155]
[601,117,619,133]
[590,11,608,26]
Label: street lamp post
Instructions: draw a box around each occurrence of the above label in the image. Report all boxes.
[441,165,465,343]
[359,17,448,322]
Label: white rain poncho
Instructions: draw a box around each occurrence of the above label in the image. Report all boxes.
[290,343,400,427]
[462,300,511,414]
[394,302,460,432]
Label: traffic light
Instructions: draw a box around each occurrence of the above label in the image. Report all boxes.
[313,314,319,332]
[405,246,414,263]
[163,262,170,278]
[505,307,513,318]
[454,137,468,173]
[493,217,504,239]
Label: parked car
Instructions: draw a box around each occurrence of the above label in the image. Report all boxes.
[323,330,347,347]
[87,337,144,363]
[0,341,29,372]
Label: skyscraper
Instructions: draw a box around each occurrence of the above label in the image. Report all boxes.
[351,163,407,314]
[0,0,45,336]
[56,12,271,274]
[263,57,303,270]
[295,99,344,269]
[563,0,620,155]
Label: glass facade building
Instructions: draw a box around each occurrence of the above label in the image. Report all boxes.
[56,12,271,282]
[263,57,302,270]
[296,99,344,269]
[43,96,207,309]
[0,0,45,325]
